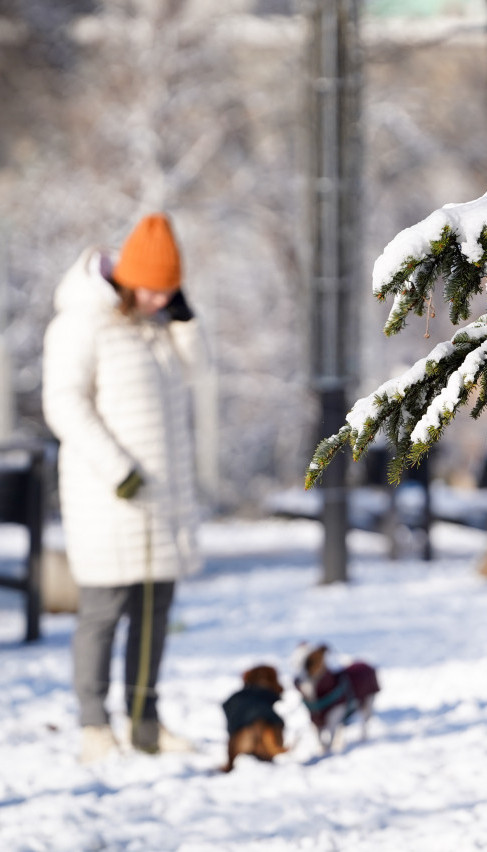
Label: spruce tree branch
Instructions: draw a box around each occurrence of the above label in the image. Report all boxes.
[307,195,487,488]
[307,326,487,487]
[409,339,487,447]
[305,425,352,490]
[375,222,487,336]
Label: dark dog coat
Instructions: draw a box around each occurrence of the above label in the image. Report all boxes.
[223,685,284,735]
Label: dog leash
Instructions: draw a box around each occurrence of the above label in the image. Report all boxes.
[130,508,154,730]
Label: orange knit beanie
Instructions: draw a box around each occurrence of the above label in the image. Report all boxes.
[112,213,182,292]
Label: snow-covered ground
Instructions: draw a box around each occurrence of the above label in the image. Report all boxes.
[1,517,487,852]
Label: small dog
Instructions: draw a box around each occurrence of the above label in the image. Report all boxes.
[221,664,288,772]
[293,643,380,754]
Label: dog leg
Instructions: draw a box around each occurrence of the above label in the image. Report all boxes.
[260,725,288,760]
[359,695,375,742]
[221,729,254,772]
[313,724,327,754]
[332,724,345,754]
[221,736,239,772]
[324,705,346,755]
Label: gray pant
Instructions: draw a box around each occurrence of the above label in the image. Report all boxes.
[74,581,175,727]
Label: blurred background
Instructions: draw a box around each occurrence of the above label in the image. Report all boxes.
[0,0,486,522]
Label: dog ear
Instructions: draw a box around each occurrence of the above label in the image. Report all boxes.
[242,667,257,685]
[305,645,328,674]
[272,674,284,694]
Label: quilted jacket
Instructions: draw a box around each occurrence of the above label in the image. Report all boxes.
[43,248,206,586]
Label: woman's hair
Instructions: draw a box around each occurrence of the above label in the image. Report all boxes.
[107,276,137,315]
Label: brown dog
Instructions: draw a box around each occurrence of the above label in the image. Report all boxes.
[221,665,288,772]
[294,643,380,754]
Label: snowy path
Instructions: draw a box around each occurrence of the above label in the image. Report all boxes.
[1,519,487,851]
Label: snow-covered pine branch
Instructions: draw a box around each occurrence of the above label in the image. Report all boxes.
[374,195,487,334]
[306,193,487,489]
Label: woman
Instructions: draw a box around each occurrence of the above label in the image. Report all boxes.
[43,213,206,762]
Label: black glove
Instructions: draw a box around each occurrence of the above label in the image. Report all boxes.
[116,469,144,499]
[165,290,194,322]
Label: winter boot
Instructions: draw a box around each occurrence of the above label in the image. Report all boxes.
[130,719,193,754]
[79,725,119,763]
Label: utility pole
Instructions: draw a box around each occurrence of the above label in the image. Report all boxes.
[305,0,362,583]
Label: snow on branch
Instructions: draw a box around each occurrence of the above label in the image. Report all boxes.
[373,193,487,335]
[306,192,487,489]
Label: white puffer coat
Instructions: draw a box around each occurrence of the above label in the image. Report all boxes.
[42,248,205,587]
